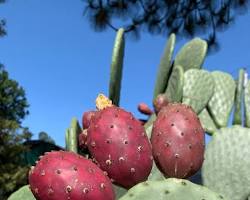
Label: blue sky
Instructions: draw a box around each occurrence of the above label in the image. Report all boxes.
[0,1,249,147]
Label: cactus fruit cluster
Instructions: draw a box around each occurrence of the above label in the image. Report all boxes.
[8,29,249,200]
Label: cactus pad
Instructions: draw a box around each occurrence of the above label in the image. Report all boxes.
[66,117,81,153]
[145,123,165,181]
[208,71,236,127]
[233,69,245,125]
[245,80,250,127]
[202,126,250,200]
[109,28,125,106]
[182,69,214,113]
[113,184,127,199]
[144,113,157,130]
[198,108,218,135]
[174,38,207,71]
[165,65,184,102]
[119,178,226,200]
[8,185,35,200]
[153,33,176,100]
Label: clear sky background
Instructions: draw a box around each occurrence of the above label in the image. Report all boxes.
[0,1,249,147]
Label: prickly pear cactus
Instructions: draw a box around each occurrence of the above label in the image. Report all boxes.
[174,38,207,71]
[119,178,226,200]
[245,80,250,127]
[8,185,35,200]
[153,33,175,100]
[145,124,165,181]
[233,69,245,125]
[67,117,81,153]
[198,108,218,135]
[109,28,125,106]
[165,65,184,102]
[208,71,236,127]
[144,114,157,130]
[113,184,127,199]
[182,69,214,113]
[202,126,250,200]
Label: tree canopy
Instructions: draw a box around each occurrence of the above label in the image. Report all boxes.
[0,0,6,37]
[0,66,31,200]
[83,0,249,48]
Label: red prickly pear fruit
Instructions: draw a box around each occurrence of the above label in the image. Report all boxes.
[153,94,169,114]
[29,151,115,200]
[79,129,88,150]
[82,111,96,129]
[137,103,153,115]
[151,103,205,179]
[87,106,153,189]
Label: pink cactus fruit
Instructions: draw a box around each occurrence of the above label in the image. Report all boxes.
[137,103,153,115]
[153,94,169,114]
[79,129,88,150]
[151,103,205,179]
[87,106,153,189]
[82,111,96,129]
[29,151,115,200]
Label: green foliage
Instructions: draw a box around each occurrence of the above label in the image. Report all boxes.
[0,0,6,37]
[119,178,226,200]
[182,69,214,113]
[202,126,250,200]
[83,0,249,49]
[38,131,55,144]
[0,67,29,124]
[153,33,175,100]
[109,28,125,106]
[7,185,35,200]
[0,67,31,200]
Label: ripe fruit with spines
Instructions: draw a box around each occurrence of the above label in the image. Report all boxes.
[151,103,205,179]
[29,150,115,200]
[82,111,96,129]
[87,95,153,189]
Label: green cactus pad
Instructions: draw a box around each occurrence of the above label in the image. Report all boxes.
[119,178,226,200]
[182,69,214,113]
[245,80,250,127]
[165,65,184,103]
[202,126,250,200]
[109,28,125,106]
[145,123,165,181]
[8,185,35,200]
[174,38,207,71]
[66,118,81,153]
[144,114,156,134]
[198,108,218,135]
[208,71,236,127]
[113,184,127,199]
[233,69,245,125]
[153,33,176,100]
